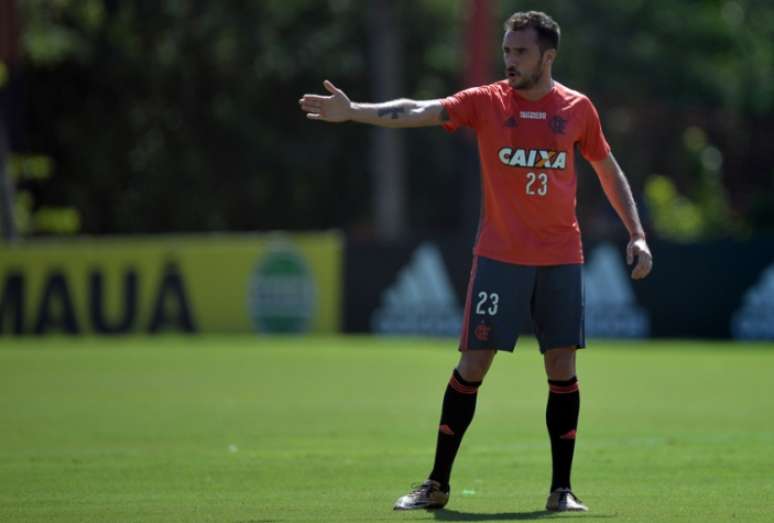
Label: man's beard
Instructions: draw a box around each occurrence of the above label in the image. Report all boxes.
[509,64,544,90]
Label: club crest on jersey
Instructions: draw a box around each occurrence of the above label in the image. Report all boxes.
[549,115,567,134]
[497,148,567,169]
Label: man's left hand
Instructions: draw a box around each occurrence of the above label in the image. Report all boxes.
[626,237,653,280]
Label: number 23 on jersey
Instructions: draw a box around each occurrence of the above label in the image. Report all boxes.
[526,172,548,196]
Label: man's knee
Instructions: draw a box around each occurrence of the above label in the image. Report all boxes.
[457,350,496,382]
[544,346,577,380]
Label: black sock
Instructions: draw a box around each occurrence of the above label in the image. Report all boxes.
[546,376,580,491]
[428,369,482,492]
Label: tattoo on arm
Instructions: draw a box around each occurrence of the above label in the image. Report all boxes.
[377,107,406,119]
[440,107,450,122]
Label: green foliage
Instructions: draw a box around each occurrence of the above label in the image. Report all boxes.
[19,1,438,233]
[8,154,52,181]
[14,1,774,236]
[645,175,704,240]
[645,123,747,241]
[5,154,80,235]
[33,206,80,234]
[20,0,104,64]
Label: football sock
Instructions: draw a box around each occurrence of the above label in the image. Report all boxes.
[428,369,482,492]
[546,376,580,492]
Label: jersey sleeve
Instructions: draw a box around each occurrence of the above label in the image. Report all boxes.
[439,86,487,132]
[579,97,611,162]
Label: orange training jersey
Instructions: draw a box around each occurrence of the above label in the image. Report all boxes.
[441,80,611,265]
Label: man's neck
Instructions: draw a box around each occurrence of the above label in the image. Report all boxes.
[515,78,555,101]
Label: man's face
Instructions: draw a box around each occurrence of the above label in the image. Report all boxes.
[502,28,553,89]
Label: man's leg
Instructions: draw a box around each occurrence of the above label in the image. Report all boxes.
[428,349,496,491]
[543,346,586,511]
[544,347,579,492]
[533,264,587,511]
[394,349,496,511]
[395,256,529,510]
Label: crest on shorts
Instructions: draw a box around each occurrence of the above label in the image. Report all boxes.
[474,322,491,341]
[548,115,567,134]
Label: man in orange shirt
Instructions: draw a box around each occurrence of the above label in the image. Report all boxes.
[300,10,652,513]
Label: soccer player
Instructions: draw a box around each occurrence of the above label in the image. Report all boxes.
[299,11,652,512]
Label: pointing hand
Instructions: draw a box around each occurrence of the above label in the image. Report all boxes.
[298,80,352,123]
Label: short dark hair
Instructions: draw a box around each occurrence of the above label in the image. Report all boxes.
[504,11,560,54]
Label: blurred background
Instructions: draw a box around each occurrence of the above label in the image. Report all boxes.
[1,0,773,339]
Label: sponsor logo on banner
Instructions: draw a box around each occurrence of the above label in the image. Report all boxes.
[584,243,649,337]
[0,233,341,335]
[371,242,462,336]
[731,262,774,339]
[247,240,317,333]
[0,263,195,335]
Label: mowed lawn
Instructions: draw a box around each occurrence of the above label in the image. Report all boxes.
[0,336,773,522]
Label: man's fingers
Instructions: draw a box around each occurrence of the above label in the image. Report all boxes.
[630,253,653,280]
[626,243,634,265]
[300,95,327,104]
[323,79,340,95]
[300,100,321,113]
[632,264,648,280]
[306,112,337,122]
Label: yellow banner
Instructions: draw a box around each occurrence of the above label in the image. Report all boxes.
[0,233,342,335]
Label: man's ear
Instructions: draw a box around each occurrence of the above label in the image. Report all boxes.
[542,49,557,66]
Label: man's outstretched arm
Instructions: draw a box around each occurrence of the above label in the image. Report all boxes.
[299,80,448,128]
[590,153,653,280]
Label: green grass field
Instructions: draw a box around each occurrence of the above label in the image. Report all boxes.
[1,336,773,522]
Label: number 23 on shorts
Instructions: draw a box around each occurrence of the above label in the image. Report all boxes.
[475,291,499,315]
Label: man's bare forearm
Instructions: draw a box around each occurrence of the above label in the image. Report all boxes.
[592,154,645,238]
[349,99,446,128]
[600,171,646,239]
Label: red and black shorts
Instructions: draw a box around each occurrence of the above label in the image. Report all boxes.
[459,256,585,353]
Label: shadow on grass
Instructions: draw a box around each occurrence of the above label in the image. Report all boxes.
[433,509,613,521]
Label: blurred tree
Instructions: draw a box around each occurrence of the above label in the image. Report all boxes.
[518,0,774,237]
[11,0,774,237]
[0,0,21,241]
[15,0,470,235]
[368,0,406,241]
